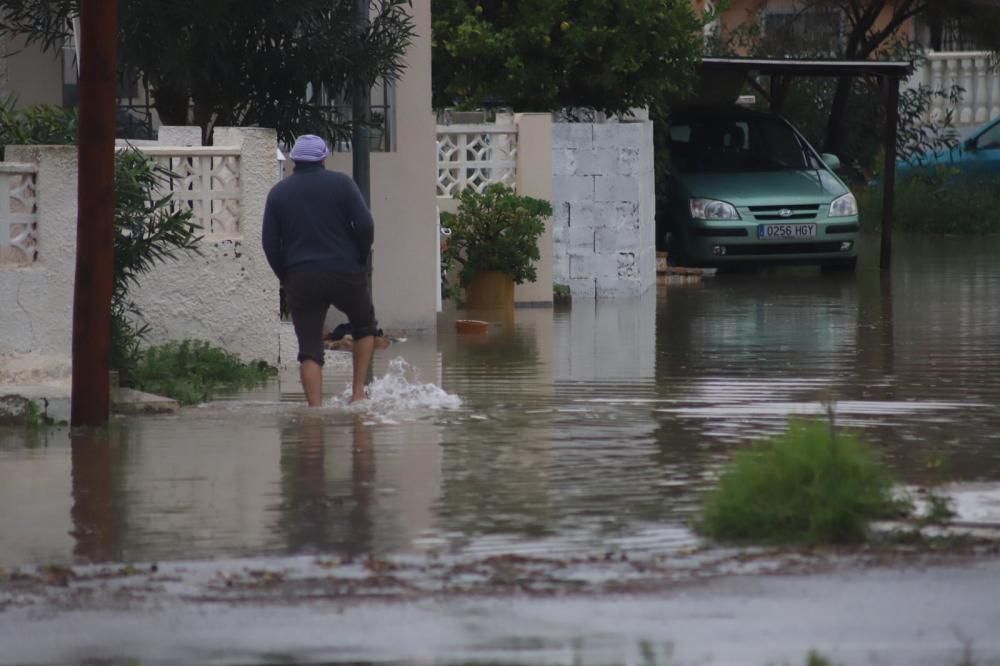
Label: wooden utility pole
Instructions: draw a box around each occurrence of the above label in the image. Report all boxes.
[71,0,118,427]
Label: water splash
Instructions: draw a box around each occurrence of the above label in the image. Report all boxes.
[329,357,462,414]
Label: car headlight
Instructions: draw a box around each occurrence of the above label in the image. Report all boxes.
[690,198,740,221]
[829,193,858,217]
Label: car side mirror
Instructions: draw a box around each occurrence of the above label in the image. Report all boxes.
[964,138,978,152]
[821,153,841,171]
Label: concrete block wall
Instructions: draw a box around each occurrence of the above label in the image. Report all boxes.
[551,120,656,300]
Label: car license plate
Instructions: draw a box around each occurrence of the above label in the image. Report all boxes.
[757,223,817,240]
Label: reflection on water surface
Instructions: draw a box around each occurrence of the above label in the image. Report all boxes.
[1,236,999,566]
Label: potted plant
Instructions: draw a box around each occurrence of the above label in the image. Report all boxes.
[441,183,551,310]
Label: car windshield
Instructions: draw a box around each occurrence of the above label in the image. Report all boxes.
[668,115,824,174]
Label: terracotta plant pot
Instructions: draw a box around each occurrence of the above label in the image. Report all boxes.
[455,319,490,335]
[464,270,515,310]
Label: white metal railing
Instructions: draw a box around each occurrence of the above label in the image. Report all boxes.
[0,164,38,267]
[436,124,517,197]
[139,146,242,236]
[909,51,1000,128]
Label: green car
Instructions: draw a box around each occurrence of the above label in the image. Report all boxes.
[659,107,860,272]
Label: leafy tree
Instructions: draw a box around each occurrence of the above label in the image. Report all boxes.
[431,0,705,114]
[0,0,415,144]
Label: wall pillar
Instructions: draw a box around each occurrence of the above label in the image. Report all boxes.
[513,113,553,305]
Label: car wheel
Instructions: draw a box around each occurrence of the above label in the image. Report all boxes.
[820,257,857,274]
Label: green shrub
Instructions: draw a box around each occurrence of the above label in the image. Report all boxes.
[129,340,274,405]
[698,419,903,545]
[440,183,551,300]
[857,170,1000,235]
[0,98,78,159]
[112,147,202,378]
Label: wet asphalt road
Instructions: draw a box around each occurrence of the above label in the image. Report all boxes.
[2,556,999,665]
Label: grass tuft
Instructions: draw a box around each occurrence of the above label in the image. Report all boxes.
[127,340,275,405]
[698,419,904,545]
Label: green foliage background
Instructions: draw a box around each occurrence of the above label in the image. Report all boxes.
[0,0,416,144]
[432,0,703,114]
[0,99,76,159]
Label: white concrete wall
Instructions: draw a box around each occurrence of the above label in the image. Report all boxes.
[435,114,555,306]
[0,146,78,375]
[1,127,282,371]
[4,35,63,108]
[129,127,282,365]
[551,120,656,300]
[326,0,438,333]
[513,113,554,305]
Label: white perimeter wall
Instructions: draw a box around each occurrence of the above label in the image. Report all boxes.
[1,127,283,372]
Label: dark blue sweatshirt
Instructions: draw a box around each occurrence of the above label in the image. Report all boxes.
[262,163,374,280]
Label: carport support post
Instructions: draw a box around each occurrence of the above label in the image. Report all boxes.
[880,77,901,271]
[351,0,371,207]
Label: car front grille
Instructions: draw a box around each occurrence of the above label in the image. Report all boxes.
[692,227,749,238]
[724,242,844,256]
[748,204,821,221]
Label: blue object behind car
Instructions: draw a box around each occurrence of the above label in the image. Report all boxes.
[898,115,1000,177]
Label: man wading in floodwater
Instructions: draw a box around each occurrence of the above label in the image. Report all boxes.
[262,134,377,405]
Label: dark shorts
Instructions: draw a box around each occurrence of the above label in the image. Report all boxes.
[284,269,379,365]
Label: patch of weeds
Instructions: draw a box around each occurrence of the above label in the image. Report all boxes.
[805,652,838,666]
[127,340,275,405]
[920,492,957,526]
[553,283,571,305]
[878,529,976,550]
[769,650,841,666]
[22,400,49,428]
[698,419,905,545]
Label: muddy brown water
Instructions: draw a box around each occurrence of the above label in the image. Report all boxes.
[1,236,999,567]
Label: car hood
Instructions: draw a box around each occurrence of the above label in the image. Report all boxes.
[676,170,849,206]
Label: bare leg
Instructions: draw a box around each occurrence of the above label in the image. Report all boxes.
[300,359,323,407]
[351,335,375,403]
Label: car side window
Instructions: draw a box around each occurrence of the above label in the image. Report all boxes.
[977,123,1000,150]
[668,124,695,172]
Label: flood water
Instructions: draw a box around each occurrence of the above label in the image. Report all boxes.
[2,236,1000,568]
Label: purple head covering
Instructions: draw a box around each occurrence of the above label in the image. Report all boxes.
[289,134,330,162]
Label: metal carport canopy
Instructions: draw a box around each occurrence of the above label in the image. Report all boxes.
[695,57,914,270]
[700,56,912,79]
